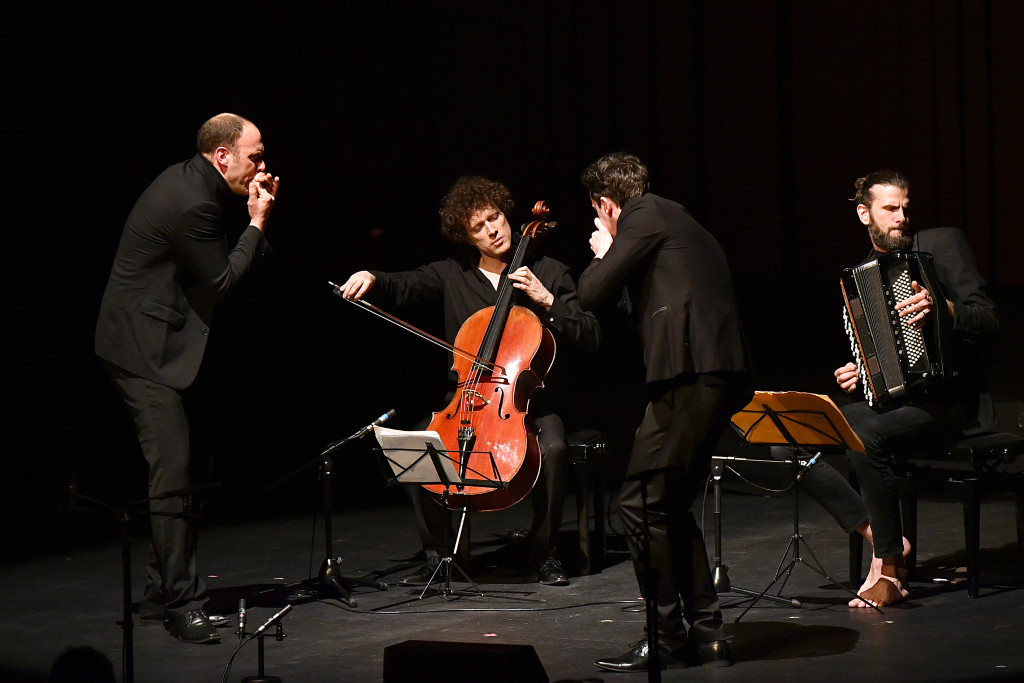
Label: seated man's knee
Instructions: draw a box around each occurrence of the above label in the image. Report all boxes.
[543,440,568,469]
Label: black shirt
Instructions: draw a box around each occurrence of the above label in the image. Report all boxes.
[368,253,601,416]
[369,254,600,353]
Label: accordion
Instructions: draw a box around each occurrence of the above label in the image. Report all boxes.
[840,251,953,406]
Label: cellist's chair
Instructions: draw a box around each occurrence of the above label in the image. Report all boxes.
[568,429,608,574]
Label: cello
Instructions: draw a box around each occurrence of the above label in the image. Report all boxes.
[422,201,556,512]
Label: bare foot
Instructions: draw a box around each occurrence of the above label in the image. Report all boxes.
[854,572,909,607]
[850,537,911,608]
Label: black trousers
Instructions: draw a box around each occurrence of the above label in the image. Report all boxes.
[619,374,748,645]
[103,361,208,617]
[768,446,869,535]
[409,412,569,563]
[842,399,964,558]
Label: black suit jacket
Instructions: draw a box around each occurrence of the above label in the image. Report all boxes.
[911,227,998,341]
[577,193,750,386]
[910,227,998,429]
[95,154,266,390]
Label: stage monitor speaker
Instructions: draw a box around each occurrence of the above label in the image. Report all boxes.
[383,640,548,683]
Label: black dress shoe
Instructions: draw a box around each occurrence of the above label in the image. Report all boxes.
[399,557,442,586]
[595,639,686,672]
[691,639,733,667]
[165,610,221,644]
[538,557,569,586]
[134,602,231,628]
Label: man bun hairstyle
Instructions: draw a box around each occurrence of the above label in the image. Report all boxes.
[439,176,514,244]
[851,169,909,208]
[580,152,649,207]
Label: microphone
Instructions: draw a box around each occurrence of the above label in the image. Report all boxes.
[796,452,821,482]
[349,409,397,440]
[251,605,292,638]
[236,599,246,638]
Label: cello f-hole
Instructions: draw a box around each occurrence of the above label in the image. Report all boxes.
[493,386,510,420]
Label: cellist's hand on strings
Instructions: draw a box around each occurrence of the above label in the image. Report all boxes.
[337,271,377,300]
[507,266,555,310]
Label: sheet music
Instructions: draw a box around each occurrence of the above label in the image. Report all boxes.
[373,426,463,484]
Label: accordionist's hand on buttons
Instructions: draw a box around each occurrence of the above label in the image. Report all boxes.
[835,362,859,393]
[896,281,934,329]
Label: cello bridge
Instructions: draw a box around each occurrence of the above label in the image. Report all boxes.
[462,389,491,406]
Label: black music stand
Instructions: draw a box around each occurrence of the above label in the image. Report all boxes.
[372,427,504,601]
[729,391,883,621]
[370,428,543,612]
[69,480,218,683]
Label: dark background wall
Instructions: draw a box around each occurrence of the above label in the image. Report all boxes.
[9,1,1022,558]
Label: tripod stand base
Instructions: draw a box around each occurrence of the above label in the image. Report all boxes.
[723,584,801,608]
[242,677,282,683]
[714,563,801,607]
[371,555,544,612]
[734,535,881,622]
[418,556,481,600]
[287,558,387,609]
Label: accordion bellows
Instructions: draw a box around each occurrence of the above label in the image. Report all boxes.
[841,251,953,406]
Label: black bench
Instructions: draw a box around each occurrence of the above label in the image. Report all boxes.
[850,430,1024,597]
[568,429,608,575]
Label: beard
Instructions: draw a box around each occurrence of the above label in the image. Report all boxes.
[868,216,913,252]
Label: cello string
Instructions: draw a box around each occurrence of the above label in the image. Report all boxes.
[457,249,526,494]
[460,365,481,479]
[460,359,493,491]
[351,213,552,510]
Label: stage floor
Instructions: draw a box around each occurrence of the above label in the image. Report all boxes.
[2,481,1022,682]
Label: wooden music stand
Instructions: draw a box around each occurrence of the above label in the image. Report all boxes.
[729,391,882,620]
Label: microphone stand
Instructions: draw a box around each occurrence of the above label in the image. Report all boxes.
[288,412,394,608]
[223,605,292,683]
[710,459,800,609]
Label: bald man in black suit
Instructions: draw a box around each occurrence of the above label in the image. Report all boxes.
[95,113,279,644]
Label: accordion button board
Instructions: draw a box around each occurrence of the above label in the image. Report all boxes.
[840,250,951,407]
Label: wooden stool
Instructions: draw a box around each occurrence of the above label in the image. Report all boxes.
[568,429,608,574]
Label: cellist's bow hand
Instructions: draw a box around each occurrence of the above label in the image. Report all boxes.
[508,266,554,310]
[337,271,377,300]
